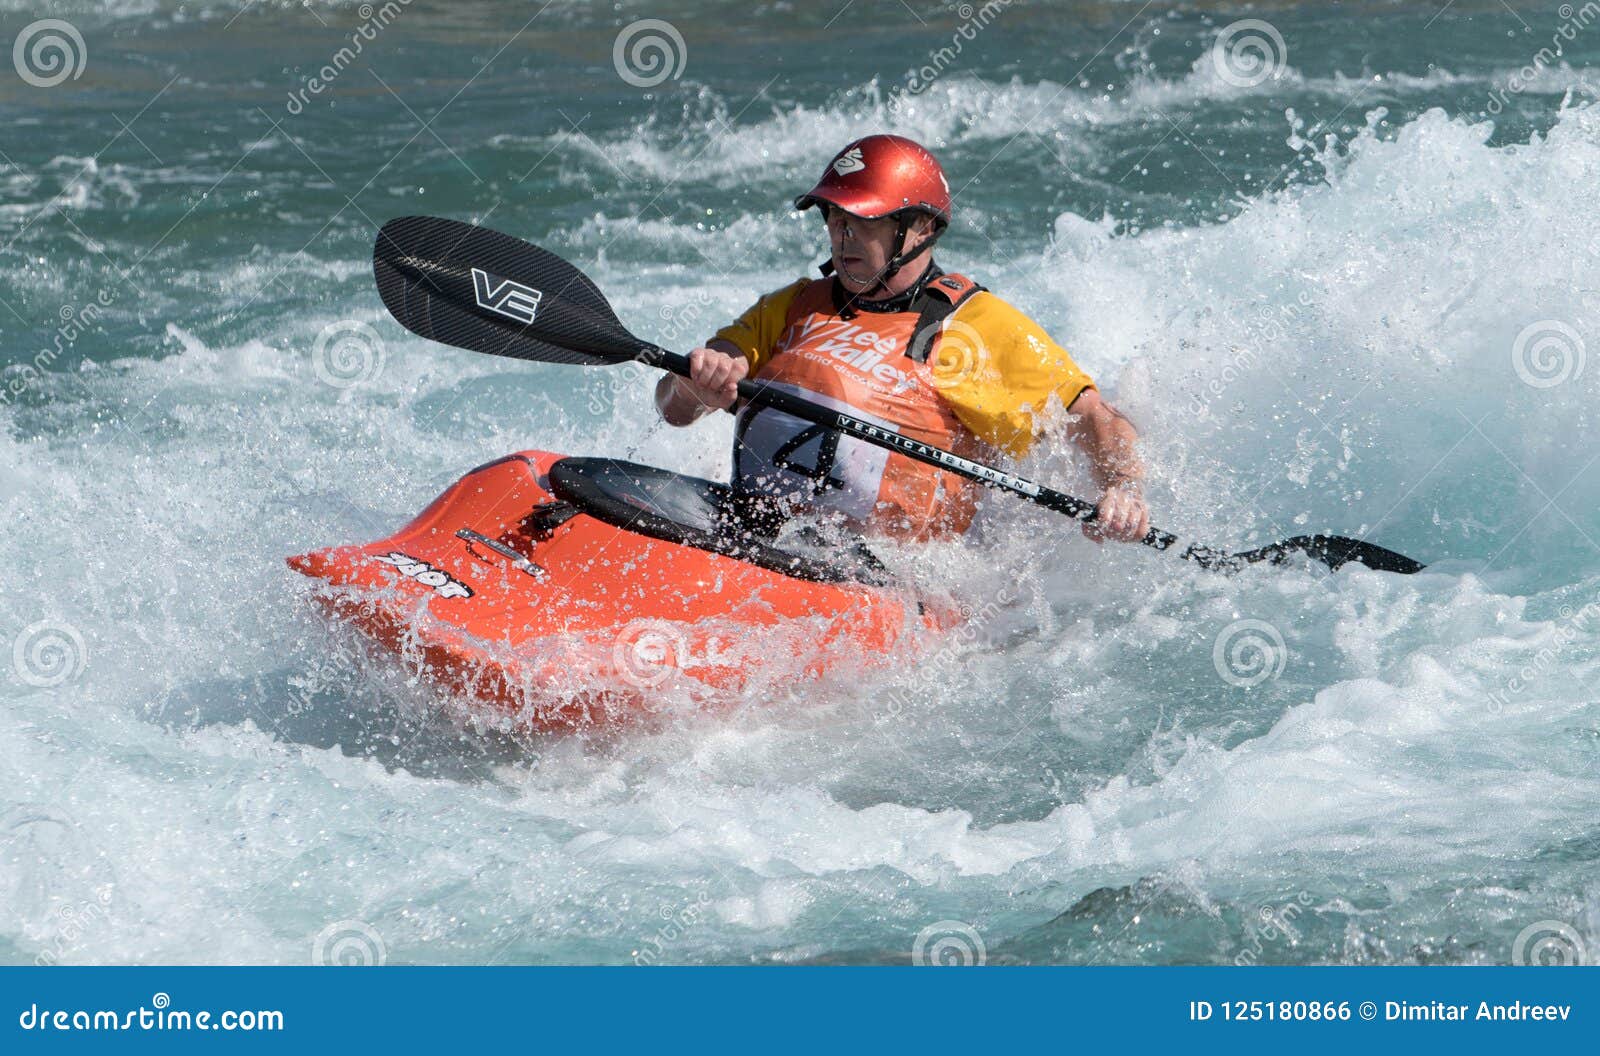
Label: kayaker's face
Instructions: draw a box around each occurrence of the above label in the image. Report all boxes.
[823,207,933,295]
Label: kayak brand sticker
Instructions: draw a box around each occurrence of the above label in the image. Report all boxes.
[372,551,474,599]
[471,268,542,325]
[832,146,865,175]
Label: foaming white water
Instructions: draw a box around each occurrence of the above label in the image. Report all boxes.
[1127,56,1598,111]
[5,99,1600,964]
[1026,100,1600,572]
[0,157,140,233]
[558,66,1599,190]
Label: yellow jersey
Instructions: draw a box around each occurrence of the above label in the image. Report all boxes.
[712,277,1095,458]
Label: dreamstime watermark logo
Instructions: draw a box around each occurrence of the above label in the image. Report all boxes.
[310,920,387,965]
[652,297,714,347]
[1211,19,1288,89]
[1234,892,1314,965]
[283,651,358,719]
[312,320,385,389]
[33,887,114,966]
[1188,345,1261,420]
[887,1,1015,111]
[876,582,1019,724]
[925,319,991,387]
[17,992,283,1032]
[1211,619,1287,688]
[12,19,87,88]
[285,0,413,114]
[612,619,689,689]
[1511,319,1586,389]
[1487,600,1600,713]
[1485,3,1600,115]
[0,292,113,411]
[1,805,112,956]
[912,920,986,965]
[612,19,686,88]
[1512,920,1588,965]
[12,619,88,688]
[588,294,714,416]
[1189,288,1332,420]
[632,891,714,965]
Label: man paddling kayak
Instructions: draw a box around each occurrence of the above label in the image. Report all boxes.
[655,134,1149,544]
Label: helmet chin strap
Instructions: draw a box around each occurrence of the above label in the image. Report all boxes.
[862,215,940,297]
[820,213,944,307]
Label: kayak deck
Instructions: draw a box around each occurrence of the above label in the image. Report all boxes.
[287,451,949,730]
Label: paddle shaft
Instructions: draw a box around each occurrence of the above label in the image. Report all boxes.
[648,347,1201,560]
[368,216,1423,574]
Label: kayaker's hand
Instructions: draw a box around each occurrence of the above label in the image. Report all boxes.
[1084,481,1149,544]
[675,347,749,412]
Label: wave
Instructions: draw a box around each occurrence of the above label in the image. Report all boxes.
[552,63,1600,189]
[1013,99,1600,576]
[5,79,1600,964]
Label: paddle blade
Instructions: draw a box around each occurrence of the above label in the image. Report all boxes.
[1233,534,1425,574]
[373,215,643,366]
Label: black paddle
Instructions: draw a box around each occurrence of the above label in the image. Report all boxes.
[372,215,1425,575]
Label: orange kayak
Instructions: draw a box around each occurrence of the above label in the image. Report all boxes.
[287,451,951,730]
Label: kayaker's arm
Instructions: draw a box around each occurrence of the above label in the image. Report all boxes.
[1062,388,1150,544]
[655,340,750,425]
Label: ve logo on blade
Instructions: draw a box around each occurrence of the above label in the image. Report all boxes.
[373,551,474,599]
[471,267,543,324]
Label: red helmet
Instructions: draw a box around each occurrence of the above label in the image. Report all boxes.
[794,134,951,229]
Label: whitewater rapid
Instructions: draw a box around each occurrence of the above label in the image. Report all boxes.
[3,1,1598,964]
